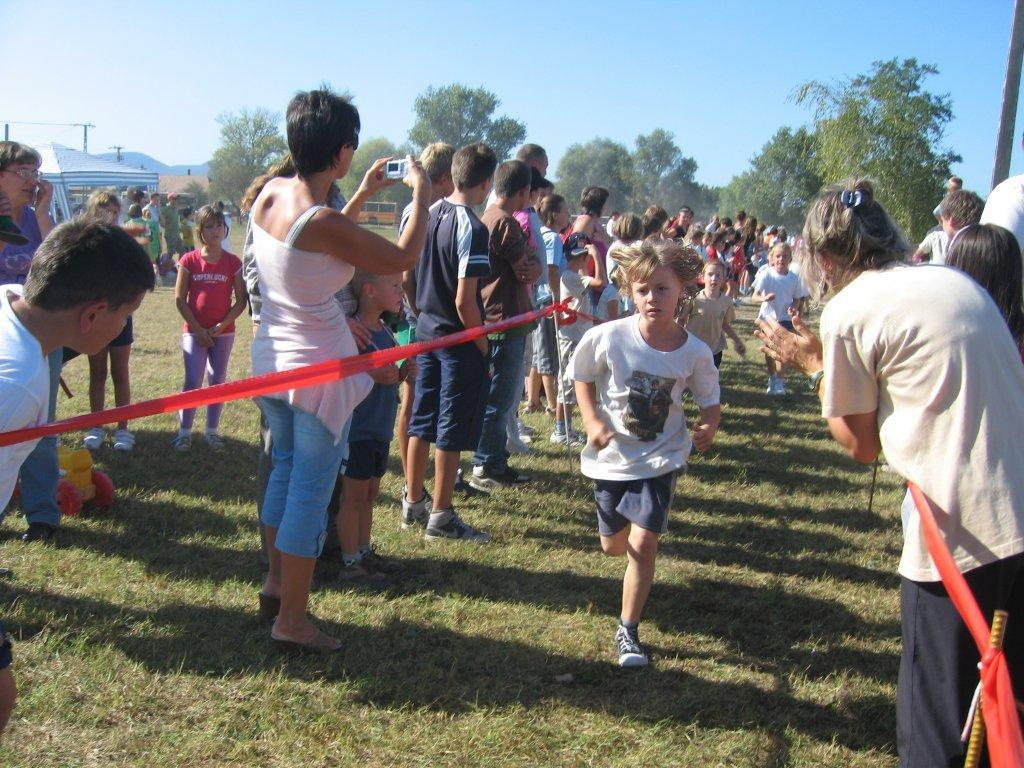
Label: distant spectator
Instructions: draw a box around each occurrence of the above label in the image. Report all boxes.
[142,192,162,263]
[161,192,185,258]
[914,189,984,265]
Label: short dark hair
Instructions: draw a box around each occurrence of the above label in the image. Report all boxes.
[287,88,360,177]
[451,143,497,191]
[0,141,41,171]
[128,203,143,218]
[539,194,566,227]
[494,160,532,199]
[940,189,984,228]
[529,167,549,192]
[579,186,609,216]
[23,220,155,311]
[516,143,547,166]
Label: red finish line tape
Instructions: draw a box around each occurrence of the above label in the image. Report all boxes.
[908,482,1024,767]
[0,300,572,448]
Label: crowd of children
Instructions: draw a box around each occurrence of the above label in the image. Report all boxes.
[3,110,1022,763]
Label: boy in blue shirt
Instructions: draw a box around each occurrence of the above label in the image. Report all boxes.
[404,143,496,542]
[338,269,416,582]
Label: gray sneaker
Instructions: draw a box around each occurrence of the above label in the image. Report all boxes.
[425,509,490,542]
[615,624,649,668]
[468,466,531,492]
[401,489,432,530]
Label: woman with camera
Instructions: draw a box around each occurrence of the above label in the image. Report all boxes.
[249,88,430,654]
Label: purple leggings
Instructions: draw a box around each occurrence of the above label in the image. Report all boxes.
[180,332,235,430]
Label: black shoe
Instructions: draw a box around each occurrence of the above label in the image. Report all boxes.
[453,467,483,497]
[21,522,56,543]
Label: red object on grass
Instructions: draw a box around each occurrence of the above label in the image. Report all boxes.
[90,470,115,509]
[907,482,1024,767]
[57,479,83,517]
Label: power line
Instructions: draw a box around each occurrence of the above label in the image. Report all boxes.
[1,119,96,152]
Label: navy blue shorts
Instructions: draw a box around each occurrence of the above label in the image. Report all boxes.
[109,315,134,348]
[408,342,489,452]
[0,620,11,670]
[594,470,678,536]
[343,438,390,480]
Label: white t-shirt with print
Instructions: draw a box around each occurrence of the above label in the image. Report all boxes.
[568,314,720,481]
[820,263,1024,581]
[752,267,807,322]
[0,285,49,511]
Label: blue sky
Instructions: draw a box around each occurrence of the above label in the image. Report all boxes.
[2,0,1020,194]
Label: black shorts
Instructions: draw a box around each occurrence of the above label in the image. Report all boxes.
[109,315,134,348]
[0,620,11,670]
[342,438,391,480]
[594,470,678,536]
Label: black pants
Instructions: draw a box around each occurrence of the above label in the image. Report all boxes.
[897,552,1024,767]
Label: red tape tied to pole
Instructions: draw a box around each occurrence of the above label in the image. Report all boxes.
[0,300,571,449]
[907,482,1024,767]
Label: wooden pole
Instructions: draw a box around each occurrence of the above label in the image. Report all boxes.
[963,609,1010,768]
[992,0,1024,189]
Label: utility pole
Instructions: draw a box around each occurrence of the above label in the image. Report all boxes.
[992,0,1024,189]
[74,123,96,153]
[109,145,124,163]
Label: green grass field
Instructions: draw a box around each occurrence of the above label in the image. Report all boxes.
[0,231,906,766]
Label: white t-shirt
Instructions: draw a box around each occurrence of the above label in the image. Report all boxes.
[752,267,807,321]
[558,270,594,343]
[820,263,1024,581]
[0,286,49,511]
[568,315,720,481]
[917,229,949,265]
[594,284,620,323]
[980,173,1024,258]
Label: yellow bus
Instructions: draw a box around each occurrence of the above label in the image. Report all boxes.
[357,200,398,227]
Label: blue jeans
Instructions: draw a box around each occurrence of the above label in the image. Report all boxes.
[17,348,63,527]
[473,335,526,473]
[258,397,348,558]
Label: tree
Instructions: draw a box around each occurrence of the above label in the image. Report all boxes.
[338,136,413,210]
[630,129,703,215]
[208,108,287,207]
[408,84,526,160]
[180,180,210,208]
[795,58,960,240]
[717,127,822,232]
[555,138,634,214]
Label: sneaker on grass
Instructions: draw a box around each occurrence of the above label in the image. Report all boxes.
[401,490,431,530]
[468,465,531,492]
[172,433,191,452]
[615,624,649,668]
[83,427,105,451]
[338,560,389,586]
[425,508,490,542]
[550,429,585,447]
[112,429,135,452]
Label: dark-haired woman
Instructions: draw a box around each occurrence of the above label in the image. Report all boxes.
[757,180,1024,767]
[250,88,430,653]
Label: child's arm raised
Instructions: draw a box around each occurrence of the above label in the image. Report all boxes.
[575,380,615,449]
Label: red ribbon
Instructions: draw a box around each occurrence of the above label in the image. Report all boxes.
[908,482,1024,767]
[0,300,569,448]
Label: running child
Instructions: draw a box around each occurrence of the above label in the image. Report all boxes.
[569,238,720,668]
[750,242,806,395]
[337,269,416,582]
[685,260,746,368]
[173,204,245,450]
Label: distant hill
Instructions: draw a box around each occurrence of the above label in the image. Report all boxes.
[96,151,209,176]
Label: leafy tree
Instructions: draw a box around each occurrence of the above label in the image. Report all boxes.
[629,129,701,213]
[717,127,822,232]
[208,108,286,207]
[180,180,210,208]
[555,138,634,214]
[338,136,413,209]
[794,58,960,240]
[408,84,526,160]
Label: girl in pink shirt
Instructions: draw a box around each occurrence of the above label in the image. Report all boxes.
[173,204,245,450]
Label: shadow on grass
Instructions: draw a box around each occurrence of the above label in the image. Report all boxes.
[4,585,895,755]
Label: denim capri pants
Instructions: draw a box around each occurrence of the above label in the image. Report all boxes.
[258,397,350,558]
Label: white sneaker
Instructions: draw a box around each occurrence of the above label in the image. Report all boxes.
[112,429,135,452]
[83,427,105,451]
[172,433,192,452]
[204,432,224,451]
